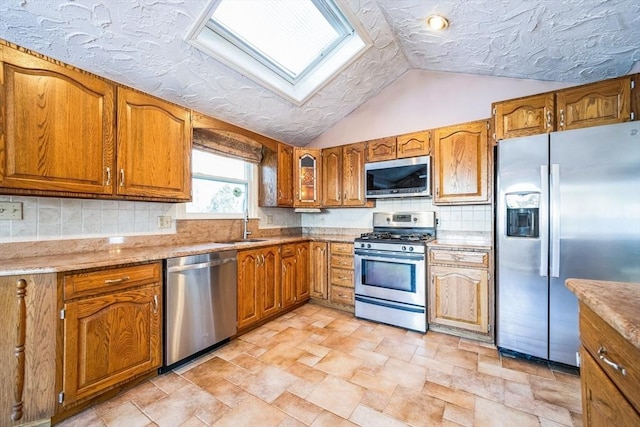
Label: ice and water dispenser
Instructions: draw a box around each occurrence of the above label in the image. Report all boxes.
[505,193,540,238]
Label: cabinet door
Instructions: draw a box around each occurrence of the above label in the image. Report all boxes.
[293,148,322,208]
[396,131,430,158]
[0,45,115,195]
[281,252,297,309]
[581,348,640,427]
[0,274,56,425]
[321,146,343,207]
[62,284,161,407]
[493,93,555,140]
[237,250,260,329]
[557,77,632,131]
[342,143,366,206]
[277,144,294,206]
[295,243,310,301]
[310,242,328,299]
[433,120,489,205]
[260,247,281,318]
[429,265,488,333]
[116,87,191,200]
[366,137,396,162]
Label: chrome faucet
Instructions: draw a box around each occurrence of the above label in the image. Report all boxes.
[243,209,252,240]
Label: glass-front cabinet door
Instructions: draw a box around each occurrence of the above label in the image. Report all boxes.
[294,148,322,208]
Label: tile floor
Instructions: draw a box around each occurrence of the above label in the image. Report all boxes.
[58,303,583,427]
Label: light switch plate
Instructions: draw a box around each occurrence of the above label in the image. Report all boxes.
[0,202,23,220]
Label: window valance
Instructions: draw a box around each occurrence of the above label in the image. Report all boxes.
[192,128,263,163]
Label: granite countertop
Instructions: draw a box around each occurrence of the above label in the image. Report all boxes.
[0,234,358,277]
[566,278,640,350]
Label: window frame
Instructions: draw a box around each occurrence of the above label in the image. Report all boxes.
[185,0,372,106]
[178,149,257,220]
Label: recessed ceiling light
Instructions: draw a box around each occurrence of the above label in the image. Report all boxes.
[426,14,449,30]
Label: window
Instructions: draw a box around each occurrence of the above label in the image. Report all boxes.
[186,149,252,215]
[185,0,372,105]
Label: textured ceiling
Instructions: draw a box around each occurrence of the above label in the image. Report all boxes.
[1,1,639,146]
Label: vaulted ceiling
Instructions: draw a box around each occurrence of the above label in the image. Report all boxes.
[1,1,639,146]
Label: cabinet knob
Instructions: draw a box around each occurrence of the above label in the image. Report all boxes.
[119,169,125,187]
[559,109,565,129]
[105,167,112,186]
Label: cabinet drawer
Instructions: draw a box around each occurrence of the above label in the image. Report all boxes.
[330,254,354,269]
[64,262,161,300]
[429,249,488,268]
[330,268,354,288]
[330,242,353,255]
[330,285,354,306]
[580,303,640,412]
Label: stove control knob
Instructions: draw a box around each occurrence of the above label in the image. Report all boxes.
[367,244,372,249]
[360,243,365,248]
[402,245,407,251]
[409,246,414,252]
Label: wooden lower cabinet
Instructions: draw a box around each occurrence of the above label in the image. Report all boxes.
[581,348,639,426]
[281,243,310,309]
[0,274,57,426]
[329,242,355,308]
[60,262,162,410]
[310,242,328,300]
[428,247,491,336]
[578,303,640,426]
[237,246,281,330]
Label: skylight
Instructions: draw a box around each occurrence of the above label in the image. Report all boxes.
[186,0,372,105]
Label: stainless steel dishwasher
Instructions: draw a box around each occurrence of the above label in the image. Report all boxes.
[163,250,237,370]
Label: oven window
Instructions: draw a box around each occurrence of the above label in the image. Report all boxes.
[361,259,415,292]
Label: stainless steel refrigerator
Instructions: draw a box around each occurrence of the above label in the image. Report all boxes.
[496,121,640,367]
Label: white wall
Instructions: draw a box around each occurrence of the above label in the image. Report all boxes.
[308,69,573,148]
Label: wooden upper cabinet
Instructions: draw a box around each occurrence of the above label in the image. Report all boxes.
[557,77,632,131]
[321,146,343,207]
[293,148,321,208]
[366,137,396,162]
[342,143,366,206]
[259,143,293,207]
[396,130,430,158]
[366,131,430,162]
[493,93,555,141]
[0,44,115,195]
[433,119,490,205]
[493,75,636,141]
[116,87,191,200]
[277,144,294,206]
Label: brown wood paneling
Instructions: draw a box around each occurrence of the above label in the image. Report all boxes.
[309,242,328,300]
[366,137,396,162]
[0,274,58,426]
[396,130,430,158]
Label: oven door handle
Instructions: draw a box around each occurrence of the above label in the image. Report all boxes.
[354,250,425,262]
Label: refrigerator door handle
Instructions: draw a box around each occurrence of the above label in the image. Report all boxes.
[540,165,549,277]
[550,164,561,277]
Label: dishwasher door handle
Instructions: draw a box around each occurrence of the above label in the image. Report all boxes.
[167,258,235,273]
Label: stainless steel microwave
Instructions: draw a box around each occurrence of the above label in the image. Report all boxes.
[365,156,431,198]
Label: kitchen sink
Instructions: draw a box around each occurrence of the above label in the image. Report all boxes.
[229,239,267,243]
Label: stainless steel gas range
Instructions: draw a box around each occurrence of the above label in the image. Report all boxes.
[354,211,436,333]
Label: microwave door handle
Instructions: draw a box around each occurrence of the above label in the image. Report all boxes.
[540,165,549,277]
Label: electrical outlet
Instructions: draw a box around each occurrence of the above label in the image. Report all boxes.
[157,216,172,229]
[266,214,274,224]
[0,202,23,220]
